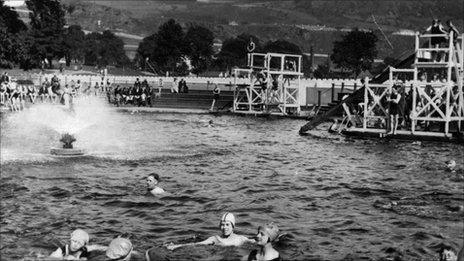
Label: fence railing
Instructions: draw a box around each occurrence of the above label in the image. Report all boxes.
[7,73,363,107]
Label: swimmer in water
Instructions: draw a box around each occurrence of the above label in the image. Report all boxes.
[248,223,282,261]
[105,237,134,261]
[147,173,165,195]
[49,229,106,260]
[446,160,457,172]
[439,245,458,261]
[166,212,254,250]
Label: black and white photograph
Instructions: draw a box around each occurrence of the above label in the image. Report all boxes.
[0,0,463,260]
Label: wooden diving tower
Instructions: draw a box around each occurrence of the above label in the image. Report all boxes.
[301,31,464,142]
[232,53,303,115]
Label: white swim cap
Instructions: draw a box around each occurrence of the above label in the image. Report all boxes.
[106,237,132,260]
[70,229,89,245]
[220,212,235,228]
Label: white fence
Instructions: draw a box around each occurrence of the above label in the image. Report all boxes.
[15,73,363,106]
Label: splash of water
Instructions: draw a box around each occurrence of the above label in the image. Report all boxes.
[13,96,111,135]
[0,96,122,162]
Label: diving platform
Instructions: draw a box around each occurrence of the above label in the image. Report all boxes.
[232,52,303,116]
[300,31,464,142]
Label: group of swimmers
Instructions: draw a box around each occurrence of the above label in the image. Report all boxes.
[48,169,464,261]
[47,173,283,261]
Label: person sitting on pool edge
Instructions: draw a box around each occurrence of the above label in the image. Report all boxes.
[248,222,282,261]
[49,229,106,260]
[147,173,165,195]
[165,212,254,250]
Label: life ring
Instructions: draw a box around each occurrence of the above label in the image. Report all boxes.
[247,40,255,52]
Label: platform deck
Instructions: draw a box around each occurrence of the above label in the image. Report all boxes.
[342,127,463,143]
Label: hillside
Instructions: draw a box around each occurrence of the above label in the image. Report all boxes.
[60,0,463,59]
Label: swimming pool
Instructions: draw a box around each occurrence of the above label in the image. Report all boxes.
[1,107,463,260]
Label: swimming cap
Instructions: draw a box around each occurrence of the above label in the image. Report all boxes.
[106,238,132,260]
[259,223,279,242]
[220,212,236,228]
[447,160,456,167]
[70,229,89,245]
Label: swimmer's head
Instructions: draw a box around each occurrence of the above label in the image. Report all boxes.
[438,245,458,261]
[106,237,133,261]
[256,223,279,246]
[446,160,456,171]
[69,229,89,252]
[147,173,160,189]
[219,212,235,236]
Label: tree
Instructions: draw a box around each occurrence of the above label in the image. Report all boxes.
[83,32,101,66]
[262,39,315,77]
[136,19,187,75]
[314,63,330,79]
[0,1,30,68]
[136,34,158,72]
[184,25,214,75]
[63,25,85,66]
[331,29,378,78]
[83,30,130,67]
[154,19,186,74]
[262,39,301,54]
[100,30,130,66]
[215,34,260,71]
[0,0,27,34]
[26,0,66,68]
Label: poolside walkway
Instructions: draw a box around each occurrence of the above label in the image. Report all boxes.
[115,107,228,115]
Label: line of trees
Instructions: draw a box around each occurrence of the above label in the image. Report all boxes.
[1,0,382,78]
[136,20,317,76]
[0,0,130,70]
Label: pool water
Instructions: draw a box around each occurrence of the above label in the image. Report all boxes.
[1,108,463,260]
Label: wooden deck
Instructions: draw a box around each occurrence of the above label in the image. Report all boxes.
[342,127,464,143]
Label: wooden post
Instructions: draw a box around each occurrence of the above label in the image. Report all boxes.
[415,32,420,65]
[363,77,368,131]
[389,66,393,83]
[445,83,451,136]
[280,55,285,71]
[317,90,321,107]
[341,82,345,95]
[354,83,357,91]
[297,74,301,114]
[412,82,417,134]
[331,83,335,102]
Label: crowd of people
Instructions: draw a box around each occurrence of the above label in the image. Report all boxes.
[0,72,78,111]
[1,73,226,113]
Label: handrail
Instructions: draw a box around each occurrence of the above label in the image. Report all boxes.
[419,34,449,38]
